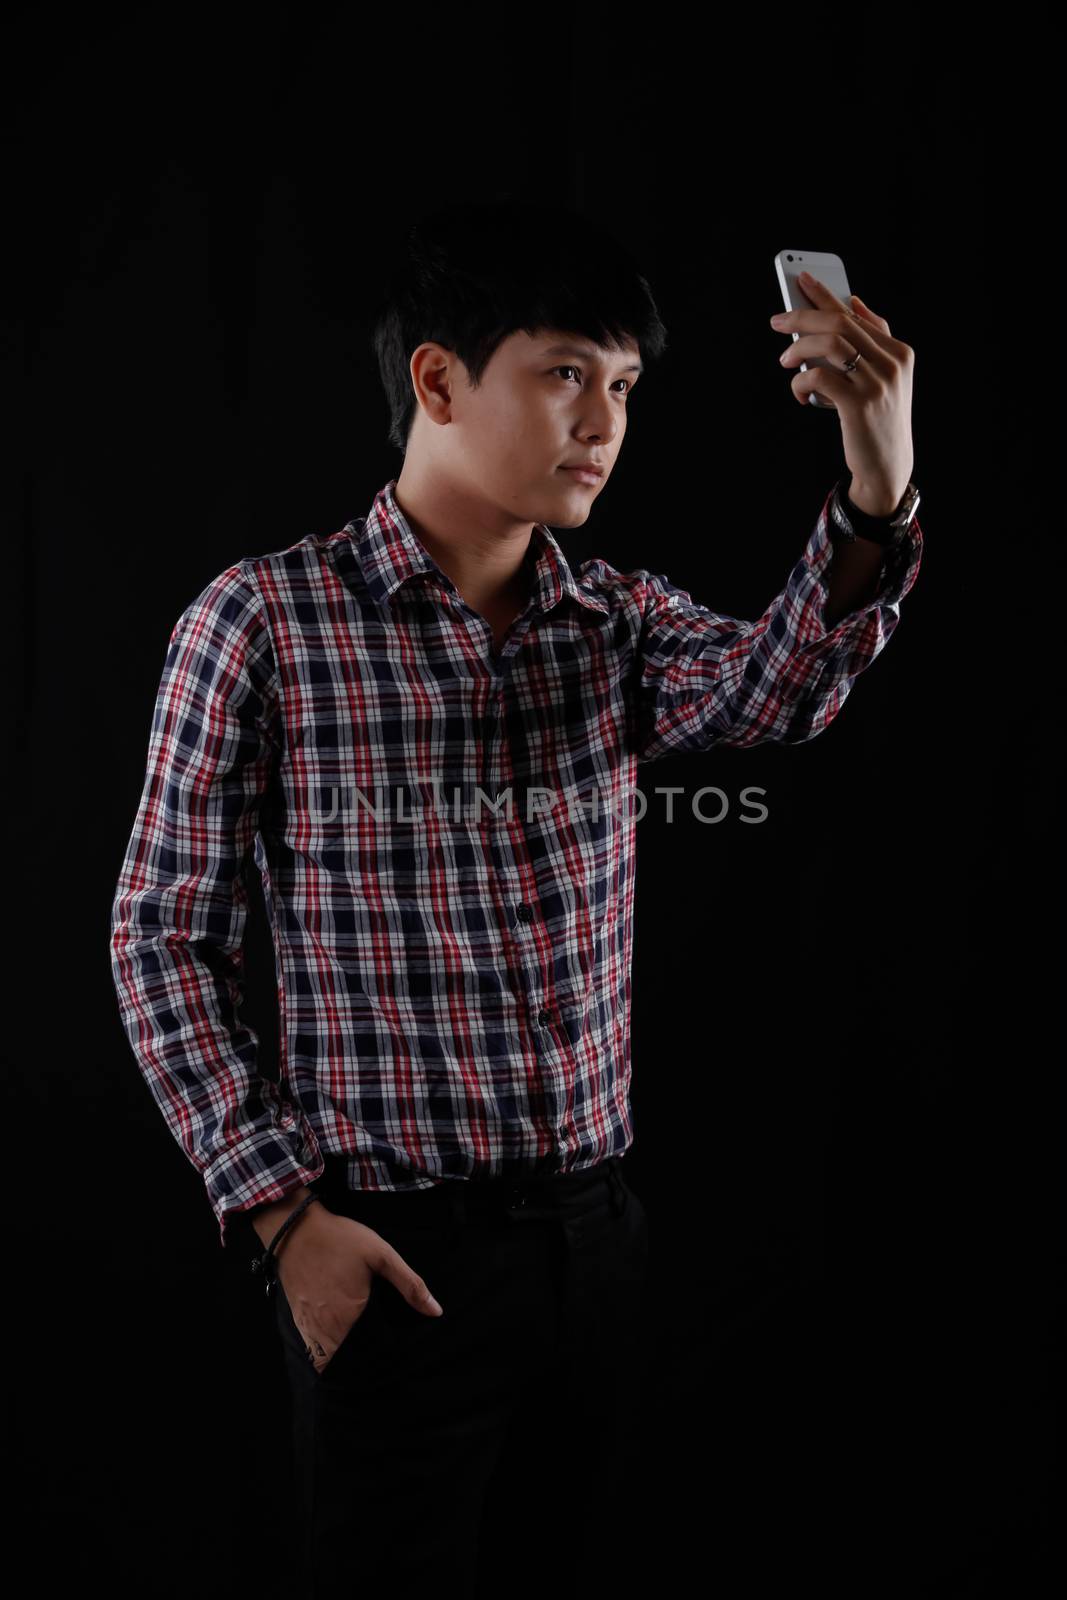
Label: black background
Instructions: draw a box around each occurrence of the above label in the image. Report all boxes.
[9,11,1055,1597]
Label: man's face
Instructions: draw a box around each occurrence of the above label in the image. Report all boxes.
[407,326,643,529]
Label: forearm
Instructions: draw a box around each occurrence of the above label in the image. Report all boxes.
[821,476,900,630]
[822,536,886,629]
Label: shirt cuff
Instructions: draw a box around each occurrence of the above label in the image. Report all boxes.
[794,482,924,650]
[204,1112,325,1250]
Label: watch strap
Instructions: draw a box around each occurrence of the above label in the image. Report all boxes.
[830,477,919,548]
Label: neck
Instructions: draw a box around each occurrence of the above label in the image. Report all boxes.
[393,466,535,616]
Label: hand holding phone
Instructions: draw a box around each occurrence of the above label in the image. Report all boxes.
[773,249,854,409]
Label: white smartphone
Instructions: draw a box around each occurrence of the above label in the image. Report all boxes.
[773,249,853,409]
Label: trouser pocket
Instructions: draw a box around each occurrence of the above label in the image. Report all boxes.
[275,1274,382,1381]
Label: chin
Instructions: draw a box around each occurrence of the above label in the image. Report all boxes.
[542,500,593,529]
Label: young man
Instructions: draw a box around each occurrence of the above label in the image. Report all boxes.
[110,198,923,1597]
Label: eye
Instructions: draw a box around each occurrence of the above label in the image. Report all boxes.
[552,365,633,395]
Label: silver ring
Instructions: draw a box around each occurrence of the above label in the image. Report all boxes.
[841,350,863,373]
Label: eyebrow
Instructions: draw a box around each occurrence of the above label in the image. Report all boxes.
[540,342,644,374]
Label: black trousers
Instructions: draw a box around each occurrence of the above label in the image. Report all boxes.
[272,1154,651,1599]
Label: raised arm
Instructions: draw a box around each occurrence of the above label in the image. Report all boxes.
[630,483,923,762]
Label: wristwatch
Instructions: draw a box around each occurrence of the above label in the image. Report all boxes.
[830,477,921,548]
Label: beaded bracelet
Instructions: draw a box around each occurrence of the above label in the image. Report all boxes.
[249,1192,322,1298]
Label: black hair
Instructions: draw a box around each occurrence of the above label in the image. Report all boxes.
[368,197,670,456]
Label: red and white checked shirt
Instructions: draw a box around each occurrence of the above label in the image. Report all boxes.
[110,476,923,1247]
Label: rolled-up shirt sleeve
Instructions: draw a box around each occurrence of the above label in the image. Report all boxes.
[630,482,923,761]
[109,565,324,1248]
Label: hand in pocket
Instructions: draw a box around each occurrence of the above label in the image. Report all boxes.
[276,1206,445,1375]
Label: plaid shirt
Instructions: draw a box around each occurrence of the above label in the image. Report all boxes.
[110,476,922,1247]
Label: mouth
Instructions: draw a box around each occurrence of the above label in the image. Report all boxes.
[559,466,603,486]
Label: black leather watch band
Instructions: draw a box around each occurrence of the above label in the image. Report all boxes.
[830,477,909,548]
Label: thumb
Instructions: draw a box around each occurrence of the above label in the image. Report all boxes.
[416,1282,445,1316]
[380,1240,445,1316]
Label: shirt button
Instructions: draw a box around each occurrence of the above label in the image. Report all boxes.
[515,903,533,922]
[537,1007,557,1026]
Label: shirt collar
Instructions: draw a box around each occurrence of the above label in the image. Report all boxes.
[346,478,609,619]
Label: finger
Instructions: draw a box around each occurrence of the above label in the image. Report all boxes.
[408,1271,445,1315]
[849,292,892,336]
[377,1240,445,1315]
[797,273,896,360]
[790,364,854,409]
[298,1321,334,1373]
[794,318,894,380]
[780,333,867,372]
[797,269,849,313]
